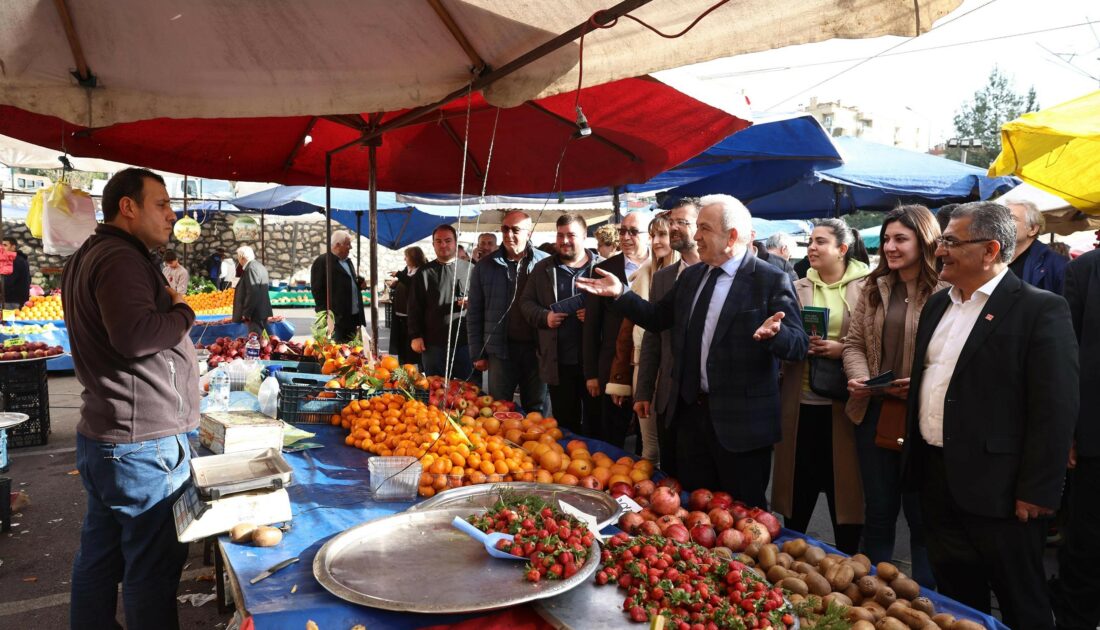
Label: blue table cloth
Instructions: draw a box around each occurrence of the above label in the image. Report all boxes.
[217,425,1007,630]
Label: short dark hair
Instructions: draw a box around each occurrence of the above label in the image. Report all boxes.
[432,224,457,240]
[102,168,166,222]
[556,212,587,232]
[2,237,17,248]
[164,250,178,263]
[935,203,959,232]
[950,201,1017,263]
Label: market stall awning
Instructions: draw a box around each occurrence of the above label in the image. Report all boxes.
[997,182,1100,237]
[989,90,1100,212]
[665,137,1019,220]
[0,0,962,127]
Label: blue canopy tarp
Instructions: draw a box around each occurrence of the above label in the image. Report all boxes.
[226,186,478,249]
[400,113,842,205]
[666,136,1019,219]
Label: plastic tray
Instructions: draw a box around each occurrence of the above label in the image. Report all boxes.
[367,456,422,501]
[189,448,293,500]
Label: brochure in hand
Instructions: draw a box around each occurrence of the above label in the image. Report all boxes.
[801,306,829,339]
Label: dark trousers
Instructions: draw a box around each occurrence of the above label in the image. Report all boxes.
[673,396,772,509]
[388,315,421,369]
[547,364,599,436]
[919,443,1054,630]
[332,313,362,344]
[656,410,678,478]
[596,393,633,449]
[1053,455,1100,630]
[487,342,547,414]
[784,403,862,555]
[853,400,935,586]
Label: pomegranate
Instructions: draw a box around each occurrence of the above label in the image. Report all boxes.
[664,524,690,544]
[708,508,734,532]
[717,527,746,551]
[688,488,714,511]
[618,512,645,534]
[706,491,734,511]
[690,524,717,548]
[638,520,662,535]
[634,496,650,508]
[579,475,602,491]
[730,502,750,521]
[638,508,656,522]
[650,486,681,516]
[657,477,682,495]
[633,479,656,498]
[751,510,782,539]
[741,521,772,546]
[685,511,711,529]
[675,507,690,521]
[735,517,758,532]
[656,514,683,533]
[609,481,635,498]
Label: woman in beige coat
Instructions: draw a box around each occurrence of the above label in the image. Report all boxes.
[772,219,869,554]
[842,205,946,587]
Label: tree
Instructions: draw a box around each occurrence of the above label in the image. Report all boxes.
[948,66,1039,167]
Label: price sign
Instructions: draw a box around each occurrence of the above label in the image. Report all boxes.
[615,494,644,514]
[3,337,26,348]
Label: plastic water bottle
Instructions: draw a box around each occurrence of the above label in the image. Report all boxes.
[245,334,261,361]
[210,368,231,411]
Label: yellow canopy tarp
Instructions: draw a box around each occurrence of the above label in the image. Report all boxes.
[989,90,1100,212]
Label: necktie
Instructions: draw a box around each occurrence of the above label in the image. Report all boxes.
[680,266,720,403]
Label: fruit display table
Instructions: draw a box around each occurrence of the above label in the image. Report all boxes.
[216,425,1008,630]
[267,288,373,308]
[189,316,296,347]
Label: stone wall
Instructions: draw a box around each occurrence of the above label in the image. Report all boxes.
[1,212,435,292]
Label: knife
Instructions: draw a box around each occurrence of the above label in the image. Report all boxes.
[250,556,299,584]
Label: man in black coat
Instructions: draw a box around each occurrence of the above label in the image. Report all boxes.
[311,230,366,343]
[578,195,808,508]
[901,201,1078,630]
[2,236,31,309]
[1051,247,1100,630]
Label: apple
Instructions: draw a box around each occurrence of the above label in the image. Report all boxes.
[478,395,494,407]
[479,407,493,418]
[609,481,635,499]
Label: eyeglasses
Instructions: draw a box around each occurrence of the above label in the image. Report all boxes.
[618,228,641,236]
[500,226,527,235]
[669,219,695,227]
[935,236,991,249]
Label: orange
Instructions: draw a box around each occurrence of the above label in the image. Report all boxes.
[380,355,400,371]
[539,450,562,473]
[566,458,592,478]
[558,473,579,486]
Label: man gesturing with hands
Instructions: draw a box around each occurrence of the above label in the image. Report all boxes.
[577,195,807,508]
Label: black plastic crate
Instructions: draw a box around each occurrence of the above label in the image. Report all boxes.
[276,377,427,425]
[0,360,47,391]
[3,388,50,448]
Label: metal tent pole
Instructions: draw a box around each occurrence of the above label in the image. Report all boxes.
[260,209,266,264]
[368,144,380,356]
[325,153,333,339]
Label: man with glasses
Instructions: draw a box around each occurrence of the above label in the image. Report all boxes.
[900,201,1078,629]
[584,211,652,446]
[311,230,367,343]
[467,212,549,412]
[635,199,701,475]
[520,213,600,434]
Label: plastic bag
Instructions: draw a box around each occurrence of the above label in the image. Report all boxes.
[41,183,97,255]
[26,189,45,237]
[258,375,281,418]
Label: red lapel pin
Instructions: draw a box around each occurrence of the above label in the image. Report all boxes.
[985,313,995,321]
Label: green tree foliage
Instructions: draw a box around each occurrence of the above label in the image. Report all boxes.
[948,67,1039,167]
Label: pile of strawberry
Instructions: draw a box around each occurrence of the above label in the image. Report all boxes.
[467,500,594,583]
[596,533,795,629]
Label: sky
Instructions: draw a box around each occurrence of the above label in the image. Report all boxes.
[662,0,1099,147]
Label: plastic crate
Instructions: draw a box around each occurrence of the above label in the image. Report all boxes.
[0,360,47,391]
[2,387,49,448]
[276,371,429,424]
[383,303,392,329]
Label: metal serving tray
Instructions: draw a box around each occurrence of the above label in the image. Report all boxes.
[190,448,293,500]
[407,482,625,531]
[313,506,600,613]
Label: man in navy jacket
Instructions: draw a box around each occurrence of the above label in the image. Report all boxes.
[578,194,807,508]
[1006,200,1068,294]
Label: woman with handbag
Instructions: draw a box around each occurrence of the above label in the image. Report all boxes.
[843,205,945,586]
[772,218,869,554]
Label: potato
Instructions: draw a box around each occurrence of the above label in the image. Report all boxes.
[877,561,900,582]
[851,559,871,579]
[877,618,909,630]
[230,522,257,544]
[888,601,933,629]
[949,620,986,630]
[911,597,936,616]
[852,621,876,630]
[758,544,779,570]
[931,613,957,629]
[251,525,283,547]
[767,565,792,583]
[819,555,840,574]
[826,562,856,590]
[848,606,876,623]
[824,592,853,609]
[777,552,794,569]
[892,576,921,601]
[792,561,818,575]
[782,538,808,557]
[843,582,864,604]
[875,586,897,607]
[858,575,883,597]
[778,577,809,596]
[803,545,827,565]
[850,553,873,570]
[804,571,833,597]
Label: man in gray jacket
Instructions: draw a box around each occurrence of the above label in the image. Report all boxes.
[468,212,549,412]
[62,168,199,630]
[232,245,273,336]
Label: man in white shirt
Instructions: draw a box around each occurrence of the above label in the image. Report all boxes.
[902,201,1078,630]
[161,250,189,295]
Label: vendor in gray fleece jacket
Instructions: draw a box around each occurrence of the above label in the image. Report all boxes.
[62,168,198,630]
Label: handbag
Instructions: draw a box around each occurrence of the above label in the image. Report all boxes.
[808,357,849,401]
[874,397,908,451]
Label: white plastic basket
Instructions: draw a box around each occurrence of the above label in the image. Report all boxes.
[368,456,422,501]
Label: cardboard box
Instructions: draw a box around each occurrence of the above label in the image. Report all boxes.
[199,410,284,455]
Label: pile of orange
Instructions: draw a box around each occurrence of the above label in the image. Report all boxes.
[184,288,234,315]
[12,295,64,321]
[334,394,656,497]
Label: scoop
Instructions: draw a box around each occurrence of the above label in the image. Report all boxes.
[450,516,527,560]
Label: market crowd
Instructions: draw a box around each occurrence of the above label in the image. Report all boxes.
[55,168,1097,629]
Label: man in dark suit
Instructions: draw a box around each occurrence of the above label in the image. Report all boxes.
[901,201,1078,630]
[584,211,652,447]
[578,194,808,508]
[1052,247,1100,630]
[635,200,700,476]
[311,230,367,343]
[231,245,273,336]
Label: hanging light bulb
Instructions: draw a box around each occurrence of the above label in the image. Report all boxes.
[575,106,592,138]
[303,134,313,146]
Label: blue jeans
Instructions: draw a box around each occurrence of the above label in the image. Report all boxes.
[854,400,936,587]
[487,342,547,413]
[71,433,192,630]
[422,344,476,383]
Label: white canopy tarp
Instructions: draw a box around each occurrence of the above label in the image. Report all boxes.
[998,182,1100,237]
[0,0,962,127]
[0,134,133,172]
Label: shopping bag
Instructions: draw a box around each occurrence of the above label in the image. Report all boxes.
[41,183,97,255]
